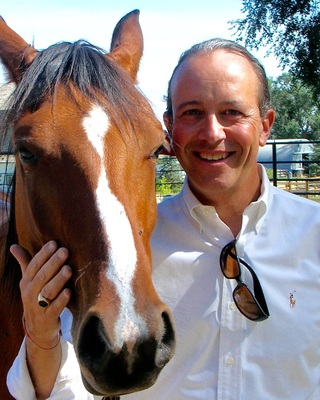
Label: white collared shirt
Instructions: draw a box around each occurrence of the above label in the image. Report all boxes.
[7,166,320,399]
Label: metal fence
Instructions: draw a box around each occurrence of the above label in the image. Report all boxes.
[0,152,14,193]
[259,140,320,199]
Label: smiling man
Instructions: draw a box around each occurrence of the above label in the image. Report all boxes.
[164,40,275,236]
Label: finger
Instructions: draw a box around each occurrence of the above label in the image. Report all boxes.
[10,244,32,275]
[41,264,73,302]
[17,242,70,314]
[11,241,59,279]
[48,287,72,317]
[33,247,69,291]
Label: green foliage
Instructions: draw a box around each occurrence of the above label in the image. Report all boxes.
[231,0,320,98]
[156,176,172,195]
[156,155,184,195]
[309,143,320,175]
[269,73,320,139]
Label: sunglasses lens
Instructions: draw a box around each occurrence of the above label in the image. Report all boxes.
[222,245,240,279]
[233,284,264,321]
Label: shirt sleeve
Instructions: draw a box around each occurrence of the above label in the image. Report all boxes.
[7,336,102,400]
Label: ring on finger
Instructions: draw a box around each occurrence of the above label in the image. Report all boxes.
[37,293,51,308]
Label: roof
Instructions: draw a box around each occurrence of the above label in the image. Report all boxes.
[258,139,314,171]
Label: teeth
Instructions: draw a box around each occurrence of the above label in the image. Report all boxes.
[199,152,228,161]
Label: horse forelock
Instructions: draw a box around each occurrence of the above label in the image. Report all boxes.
[2,40,156,141]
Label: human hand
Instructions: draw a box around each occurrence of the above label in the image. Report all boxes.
[10,241,72,349]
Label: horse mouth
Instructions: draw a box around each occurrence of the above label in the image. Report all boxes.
[79,340,162,396]
[80,369,158,397]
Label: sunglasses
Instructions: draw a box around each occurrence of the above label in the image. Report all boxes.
[220,240,269,321]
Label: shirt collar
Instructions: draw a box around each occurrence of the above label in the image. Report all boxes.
[241,165,269,235]
[181,164,271,235]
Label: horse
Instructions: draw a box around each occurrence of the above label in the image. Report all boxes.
[0,10,175,399]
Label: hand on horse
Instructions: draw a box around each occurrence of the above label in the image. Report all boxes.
[10,241,72,350]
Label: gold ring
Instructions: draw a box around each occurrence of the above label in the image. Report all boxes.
[37,293,51,308]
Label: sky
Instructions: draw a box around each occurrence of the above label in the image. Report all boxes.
[0,0,282,121]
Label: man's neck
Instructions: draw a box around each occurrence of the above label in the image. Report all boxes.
[189,176,262,237]
[215,182,261,237]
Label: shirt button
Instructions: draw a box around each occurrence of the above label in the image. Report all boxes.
[226,356,235,366]
[203,209,210,216]
[229,301,236,310]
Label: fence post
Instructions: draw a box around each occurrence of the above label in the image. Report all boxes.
[271,142,278,187]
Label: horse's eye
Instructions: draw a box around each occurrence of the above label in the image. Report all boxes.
[19,149,39,164]
[150,144,164,160]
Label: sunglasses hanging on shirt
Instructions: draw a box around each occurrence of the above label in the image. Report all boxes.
[220,240,270,322]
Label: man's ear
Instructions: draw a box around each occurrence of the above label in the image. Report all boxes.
[259,108,276,146]
[162,111,176,156]
[163,111,172,134]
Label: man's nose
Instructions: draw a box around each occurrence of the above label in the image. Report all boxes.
[200,114,226,141]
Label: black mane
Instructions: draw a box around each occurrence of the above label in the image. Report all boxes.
[4,40,147,128]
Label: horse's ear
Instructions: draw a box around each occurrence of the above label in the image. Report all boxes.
[0,16,38,83]
[108,10,143,82]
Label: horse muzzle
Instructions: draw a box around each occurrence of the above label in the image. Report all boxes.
[76,309,175,396]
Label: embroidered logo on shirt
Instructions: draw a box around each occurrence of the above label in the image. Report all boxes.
[289,291,296,308]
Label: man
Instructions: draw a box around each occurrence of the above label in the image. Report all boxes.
[8,39,320,399]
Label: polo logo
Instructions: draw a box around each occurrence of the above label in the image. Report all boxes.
[289,291,296,308]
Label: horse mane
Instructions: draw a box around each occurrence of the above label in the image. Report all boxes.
[4,40,151,128]
[0,40,155,300]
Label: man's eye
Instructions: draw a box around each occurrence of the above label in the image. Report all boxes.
[224,109,241,116]
[183,109,202,116]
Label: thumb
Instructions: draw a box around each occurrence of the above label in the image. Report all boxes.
[10,244,32,274]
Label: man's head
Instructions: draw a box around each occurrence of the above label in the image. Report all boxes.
[163,38,275,206]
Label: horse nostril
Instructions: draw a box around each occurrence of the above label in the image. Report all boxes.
[78,315,109,365]
[155,311,176,368]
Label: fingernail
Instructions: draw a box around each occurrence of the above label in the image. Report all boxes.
[47,241,56,252]
[57,248,68,259]
[62,265,72,277]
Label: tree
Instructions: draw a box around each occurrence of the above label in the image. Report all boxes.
[270,73,320,139]
[308,144,320,176]
[231,0,320,97]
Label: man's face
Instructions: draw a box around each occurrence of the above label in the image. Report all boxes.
[166,50,274,205]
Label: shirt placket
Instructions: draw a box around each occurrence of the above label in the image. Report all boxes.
[217,276,244,400]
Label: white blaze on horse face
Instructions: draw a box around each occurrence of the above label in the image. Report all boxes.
[82,105,148,349]
[82,106,109,158]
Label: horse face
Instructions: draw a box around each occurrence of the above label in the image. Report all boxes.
[1,10,175,396]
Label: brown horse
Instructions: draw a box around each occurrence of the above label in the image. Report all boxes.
[0,10,175,399]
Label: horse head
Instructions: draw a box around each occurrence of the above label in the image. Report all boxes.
[0,10,175,396]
